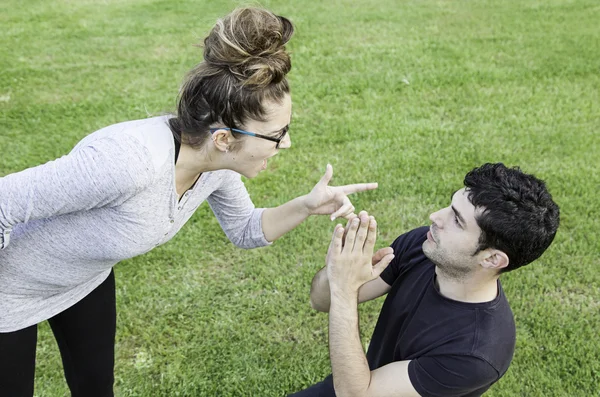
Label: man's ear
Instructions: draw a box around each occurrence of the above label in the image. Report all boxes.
[211,128,231,152]
[480,250,509,271]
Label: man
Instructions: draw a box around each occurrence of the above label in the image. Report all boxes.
[289,163,560,397]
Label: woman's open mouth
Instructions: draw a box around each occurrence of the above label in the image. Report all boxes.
[261,153,279,171]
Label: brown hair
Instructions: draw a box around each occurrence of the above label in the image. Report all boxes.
[169,7,294,148]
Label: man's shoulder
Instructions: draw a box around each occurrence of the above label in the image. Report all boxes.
[406,295,515,396]
[471,282,516,374]
[421,285,516,375]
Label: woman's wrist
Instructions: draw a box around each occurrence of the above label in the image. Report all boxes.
[299,194,313,217]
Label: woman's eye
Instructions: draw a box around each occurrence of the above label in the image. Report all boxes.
[278,126,289,138]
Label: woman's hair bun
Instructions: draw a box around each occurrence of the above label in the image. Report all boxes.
[203,7,294,88]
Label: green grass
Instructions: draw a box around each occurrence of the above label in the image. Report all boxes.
[1,0,599,395]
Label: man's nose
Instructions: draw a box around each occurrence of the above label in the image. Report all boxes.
[429,210,442,226]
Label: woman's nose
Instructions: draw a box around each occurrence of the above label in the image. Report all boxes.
[279,133,291,149]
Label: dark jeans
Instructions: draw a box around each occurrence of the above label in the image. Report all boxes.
[0,270,116,397]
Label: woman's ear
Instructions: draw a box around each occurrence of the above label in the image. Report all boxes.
[211,129,231,153]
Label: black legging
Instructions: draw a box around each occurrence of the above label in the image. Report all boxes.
[0,270,116,397]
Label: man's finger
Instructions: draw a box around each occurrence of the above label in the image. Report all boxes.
[372,247,394,266]
[328,224,344,257]
[363,216,377,255]
[342,214,358,244]
[319,164,334,187]
[373,253,395,277]
[343,217,359,253]
[327,224,341,256]
[341,182,378,195]
[354,213,370,252]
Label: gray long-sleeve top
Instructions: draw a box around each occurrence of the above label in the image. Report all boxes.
[0,116,270,332]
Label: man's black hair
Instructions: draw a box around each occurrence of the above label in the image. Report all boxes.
[464,163,560,272]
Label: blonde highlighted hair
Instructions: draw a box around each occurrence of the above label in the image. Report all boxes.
[169,7,294,148]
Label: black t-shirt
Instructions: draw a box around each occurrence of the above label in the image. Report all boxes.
[290,227,516,397]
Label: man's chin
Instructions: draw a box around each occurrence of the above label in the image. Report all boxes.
[422,240,434,256]
[422,244,442,267]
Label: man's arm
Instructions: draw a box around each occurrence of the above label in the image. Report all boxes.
[311,217,394,312]
[329,289,419,397]
[326,212,419,397]
[310,267,391,312]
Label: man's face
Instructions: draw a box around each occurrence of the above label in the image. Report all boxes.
[423,188,484,278]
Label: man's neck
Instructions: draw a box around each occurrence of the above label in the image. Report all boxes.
[434,268,499,303]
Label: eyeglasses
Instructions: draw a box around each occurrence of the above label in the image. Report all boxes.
[209,126,289,149]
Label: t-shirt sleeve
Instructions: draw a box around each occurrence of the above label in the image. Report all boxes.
[408,355,498,397]
[380,226,429,285]
[0,136,154,249]
[206,171,270,249]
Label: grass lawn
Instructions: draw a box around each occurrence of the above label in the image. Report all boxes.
[1,0,598,395]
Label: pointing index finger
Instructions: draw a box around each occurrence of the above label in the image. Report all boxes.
[341,182,378,195]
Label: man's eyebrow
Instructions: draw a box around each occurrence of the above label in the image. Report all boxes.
[450,190,466,226]
[450,190,458,202]
[452,205,466,226]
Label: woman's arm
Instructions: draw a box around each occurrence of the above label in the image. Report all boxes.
[207,176,306,247]
[261,164,378,242]
[0,136,154,249]
[260,195,310,242]
[207,173,270,249]
[208,164,376,248]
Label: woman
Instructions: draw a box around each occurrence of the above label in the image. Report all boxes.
[0,7,376,397]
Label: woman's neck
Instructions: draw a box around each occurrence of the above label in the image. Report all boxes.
[174,144,216,196]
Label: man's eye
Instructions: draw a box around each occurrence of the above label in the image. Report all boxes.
[454,216,462,228]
